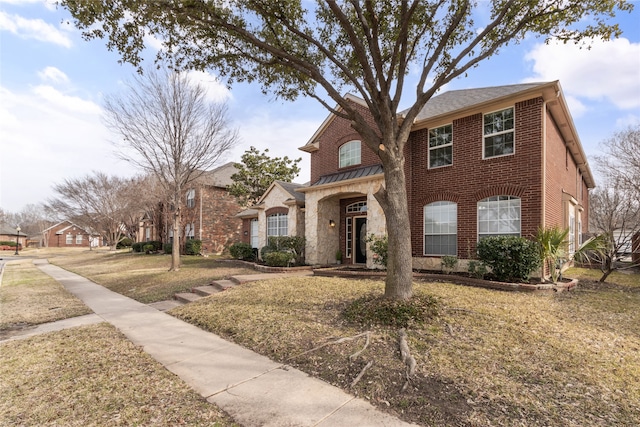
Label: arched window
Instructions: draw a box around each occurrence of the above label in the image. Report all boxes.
[477,196,521,239]
[424,201,457,256]
[267,213,288,237]
[339,140,361,168]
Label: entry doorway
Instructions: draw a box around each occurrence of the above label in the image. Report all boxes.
[354,217,367,264]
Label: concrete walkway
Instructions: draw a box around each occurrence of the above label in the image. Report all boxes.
[31,260,417,427]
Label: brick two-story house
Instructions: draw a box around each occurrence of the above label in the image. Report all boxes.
[139,162,244,254]
[298,81,593,269]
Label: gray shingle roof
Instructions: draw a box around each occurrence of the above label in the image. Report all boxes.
[314,164,383,186]
[276,181,306,203]
[407,82,550,122]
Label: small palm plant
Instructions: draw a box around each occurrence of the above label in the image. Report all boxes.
[536,226,568,283]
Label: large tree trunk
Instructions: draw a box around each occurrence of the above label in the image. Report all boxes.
[374,154,413,300]
[170,202,181,271]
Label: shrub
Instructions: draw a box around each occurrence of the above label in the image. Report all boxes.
[366,234,388,267]
[131,242,144,252]
[184,239,202,255]
[163,243,172,254]
[0,241,17,247]
[143,244,155,254]
[343,293,439,328]
[261,236,306,265]
[263,251,293,267]
[230,242,255,260]
[441,255,458,273]
[117,237,133,249]
[476,235,541,282]
[467,260,489,279]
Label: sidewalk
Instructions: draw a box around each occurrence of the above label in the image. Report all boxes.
[33,260,417,427]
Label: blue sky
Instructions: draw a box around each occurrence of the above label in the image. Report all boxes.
[1,0,639,214]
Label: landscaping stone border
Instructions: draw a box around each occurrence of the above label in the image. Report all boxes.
[312,267,578,293]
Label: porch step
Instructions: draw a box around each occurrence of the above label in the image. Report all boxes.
[174,292,202,304]
[209,279,237,291]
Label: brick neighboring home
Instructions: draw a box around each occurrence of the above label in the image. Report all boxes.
[43,221,101,248]
[297,81,593,269]
[0,223,28,250]
[237,181,306,252]
[139,162,244,255]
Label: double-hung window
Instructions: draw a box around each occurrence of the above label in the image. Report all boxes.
[339,140,361,168]
[424,201,457,255]
[477,196,521,239]
[186,189,196,208]
[267,213,288,237]
[66,234,73,244]
[483,107,514,158]
[76,234,83,244]
[428,124,453,168]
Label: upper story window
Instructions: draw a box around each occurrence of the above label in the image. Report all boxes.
[477,196,521,239]
[428,124,453,168]
[267,213,288,237]
[186,189,196,208]
[339,140,361,168]
[424,201,457,256]
[483,107,514,158]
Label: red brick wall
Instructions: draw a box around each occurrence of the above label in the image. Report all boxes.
[45,222,93,248]
[309,101,380,184]
[188,186,243,254]
[407,98,545,258]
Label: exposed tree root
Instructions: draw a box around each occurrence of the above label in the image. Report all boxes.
[350,360,373,388]
[399,328,417,392]
[286,331,371,361]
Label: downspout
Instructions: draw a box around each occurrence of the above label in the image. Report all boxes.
[199,186,203,240]
[541,100,547,228]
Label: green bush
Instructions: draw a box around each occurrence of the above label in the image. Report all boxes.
[476,235,541,282]
[0,241,17,247]
[366,234,388,267]
[261,236,305,265]
[184,239,202,255]
[467,260,489,279]
[163,243,172,254]
[263,251,293,267]
[230,242,255,260]
[441,255,458,273]
[143,244,155,254]
[131,242,144,252]
[117,237,133,249]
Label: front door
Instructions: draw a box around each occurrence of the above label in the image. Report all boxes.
[354,217,367,264]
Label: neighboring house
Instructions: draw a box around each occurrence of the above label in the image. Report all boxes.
[297,81,593,269]
[43,221,100,248]
[138,162,244,255]
[237,181,306,252]
[0,223,27,248]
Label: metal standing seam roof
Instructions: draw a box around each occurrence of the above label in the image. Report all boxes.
[314,164,384,186]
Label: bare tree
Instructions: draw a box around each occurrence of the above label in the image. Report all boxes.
[63,0,632,298]
[589,184,640,282]
[48,172,141,250]
[594,125,640,199]
[102,68,238,270]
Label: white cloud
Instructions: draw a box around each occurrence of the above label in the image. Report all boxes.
[37,66,69,85]
[0,10,73,48]
[524,37,640,110]
[31,85,102,115]
[615,114,640,128]
[185,70,232,103]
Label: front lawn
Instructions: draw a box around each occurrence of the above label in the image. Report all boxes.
[171,270,640,426]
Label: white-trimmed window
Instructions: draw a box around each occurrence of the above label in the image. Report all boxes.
[478,196,521,239]
[346,217,353,258]
[66,234,73,244]
[267,213,288,237]
[424,201,457,255]
[483,107,514,158]
[186,189,196,208]
[185,223,195,240]
[568,205,576,255]
[76,234,83,244]
[346,201,367,213]
[428,124,453,168]
[250,218,259,248]
[339,140,361,168]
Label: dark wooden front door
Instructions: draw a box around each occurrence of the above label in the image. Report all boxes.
[355,217,367,264]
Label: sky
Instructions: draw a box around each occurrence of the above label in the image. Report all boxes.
[1,1,639,214]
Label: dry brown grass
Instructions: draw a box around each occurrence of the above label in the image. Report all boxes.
[171,272,640,427]
[0,259,91,331]
[0,323,236,426]
[47,249,257,303]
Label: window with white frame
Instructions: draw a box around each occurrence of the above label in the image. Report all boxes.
[346,217,353,258]
[346,201,367,213]
[428,124,453,168]
[568,205,575,255]
[76,234,83,244]
[186,189,196,208]
[250,218,259,248]
[267,213,288,237]
[424,201,457,255]
[483,107,514,158]
[66,234,73,244]
[477,196,521,239]
[185,223,195,240]
[339,140,361,168]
